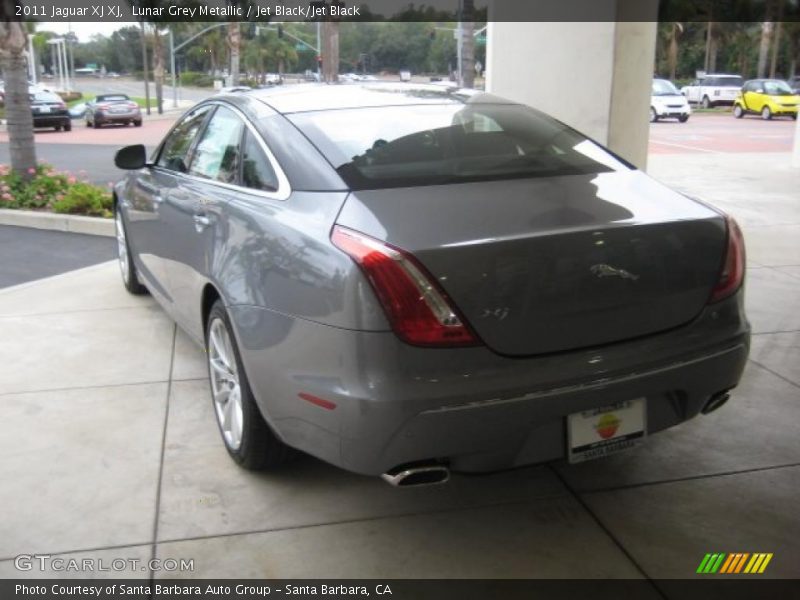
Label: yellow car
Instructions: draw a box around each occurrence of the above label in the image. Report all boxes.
[733,79,799,120]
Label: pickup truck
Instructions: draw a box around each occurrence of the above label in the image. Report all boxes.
[680,74,744,108]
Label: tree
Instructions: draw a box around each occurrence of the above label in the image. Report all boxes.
[0,9,36,178]
[460,0,475,88]
[151,26,165,114]
[227,22,240,85]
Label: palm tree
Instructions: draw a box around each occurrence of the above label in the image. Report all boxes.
[0,11,36,178]
[227,23,240,85]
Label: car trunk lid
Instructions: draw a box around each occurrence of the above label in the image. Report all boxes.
[335,170,727,356]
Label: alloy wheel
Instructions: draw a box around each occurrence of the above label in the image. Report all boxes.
[115,210,130,285]
[208,318,244,451]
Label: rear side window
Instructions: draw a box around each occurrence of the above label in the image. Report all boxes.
[290,103,629,190]
[188,106,244,184]
[157,105,213,173]
[240,131,279,192]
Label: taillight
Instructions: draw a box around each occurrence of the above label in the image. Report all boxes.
[128,102,139,109]
[331,225,479,347]
[709,215,745,303]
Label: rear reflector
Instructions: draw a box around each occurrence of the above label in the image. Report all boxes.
[331,225,479,347]
[709,215,745,303]
[298,393,337,410]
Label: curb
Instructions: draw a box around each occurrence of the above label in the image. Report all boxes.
[0,209,113,237]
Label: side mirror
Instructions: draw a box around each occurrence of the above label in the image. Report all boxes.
[114,144,147,170]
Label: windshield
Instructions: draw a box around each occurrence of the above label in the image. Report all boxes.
[652,80,680,95]
[291,103,630,191]
[763,81,794,95]
[30,92,62,103]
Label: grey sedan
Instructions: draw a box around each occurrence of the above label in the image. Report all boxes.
[113,83,749,486]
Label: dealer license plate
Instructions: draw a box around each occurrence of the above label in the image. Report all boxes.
[38,106,51,113]
[567,399,646,464]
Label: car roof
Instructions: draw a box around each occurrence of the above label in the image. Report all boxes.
[240,82,515,114]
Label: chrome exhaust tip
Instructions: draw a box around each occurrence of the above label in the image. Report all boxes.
[381,464,450,487]
[702,391,731,415]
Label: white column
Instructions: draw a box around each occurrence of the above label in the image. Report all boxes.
[486,3,658,169]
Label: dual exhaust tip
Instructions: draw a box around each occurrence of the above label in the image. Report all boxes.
[381,463,450,487]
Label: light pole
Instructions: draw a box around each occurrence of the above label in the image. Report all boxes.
[27,34,36,84]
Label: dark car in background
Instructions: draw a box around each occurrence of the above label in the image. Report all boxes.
[30,91,71,131]
[112,84,749,486]
[86,94,142,128]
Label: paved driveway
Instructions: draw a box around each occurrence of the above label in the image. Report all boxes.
[0,149,798,586]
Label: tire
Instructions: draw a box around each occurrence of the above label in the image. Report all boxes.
[701,96,712,109]
[134,120,142,127]
[733,105,744,119]
[54,125,62,131]
[762,106,772,120]
[206,300,295,470]
[85,118,91,127]
[115,206,148,295]
[678,115,689,123]
[649,107,658,123]
[64,121,71,132]
[792,114,798,120]
[93,119,101,129]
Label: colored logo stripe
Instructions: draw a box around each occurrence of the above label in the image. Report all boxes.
[698,552,773,574]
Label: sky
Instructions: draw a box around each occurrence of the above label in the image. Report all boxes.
[37,22,129,42]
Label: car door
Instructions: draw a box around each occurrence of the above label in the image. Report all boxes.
[161,103,247,339]
[687,79,702,103]
[125,104,214,309]
[749,82,766,112]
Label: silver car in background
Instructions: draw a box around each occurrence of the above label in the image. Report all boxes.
[113,84,749,486]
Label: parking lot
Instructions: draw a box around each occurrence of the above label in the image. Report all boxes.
[0,113,798,587]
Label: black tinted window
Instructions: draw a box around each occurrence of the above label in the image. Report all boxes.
[157,105,213,172]
[291,104,629,190]
[241,131,279,192]
[188,106,244,184]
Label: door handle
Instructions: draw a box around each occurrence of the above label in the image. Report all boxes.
[193,214,211,232]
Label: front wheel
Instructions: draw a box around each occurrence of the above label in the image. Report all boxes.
[133,120,142,127]
[64,121,72,132]
[701,96,712,109]
[678,115,690,123]
[206,300,295,471]
[762,106,772,120]
[649,107,658,123]
[733,105,744,119]
[115,206,148,295]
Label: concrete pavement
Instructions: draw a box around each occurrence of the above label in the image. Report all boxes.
[0,138,798,586]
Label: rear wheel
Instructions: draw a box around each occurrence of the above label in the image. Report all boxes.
[206,300,294,471]
[701,96,712,109]
[115,206,147,295]
[64,121,72,132]
[54,125,62,131]
[733,105,744,119]
[649,107,658,123]
[761,106,772,120]
[678,115,689,123]
[134,120,142,127]
[93,119,101,129]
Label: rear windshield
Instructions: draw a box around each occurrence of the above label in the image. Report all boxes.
[290,104,629,190]
[97,95,129,102]
[30,92,62,103]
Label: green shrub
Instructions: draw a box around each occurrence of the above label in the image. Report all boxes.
[0,163,112,217]
[52,182,113,218]
[180,71,214,87]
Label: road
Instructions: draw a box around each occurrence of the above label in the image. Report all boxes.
[648,110,798,154]
[69,75,213,104]
[0,118,171,184]
[0,225,115,288]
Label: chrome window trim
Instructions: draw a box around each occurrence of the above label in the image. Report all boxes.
[153,99,292,202]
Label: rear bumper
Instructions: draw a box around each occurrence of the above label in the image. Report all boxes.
[229,292,749,476]
[33,114,69,127]
[95,111,141,122]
